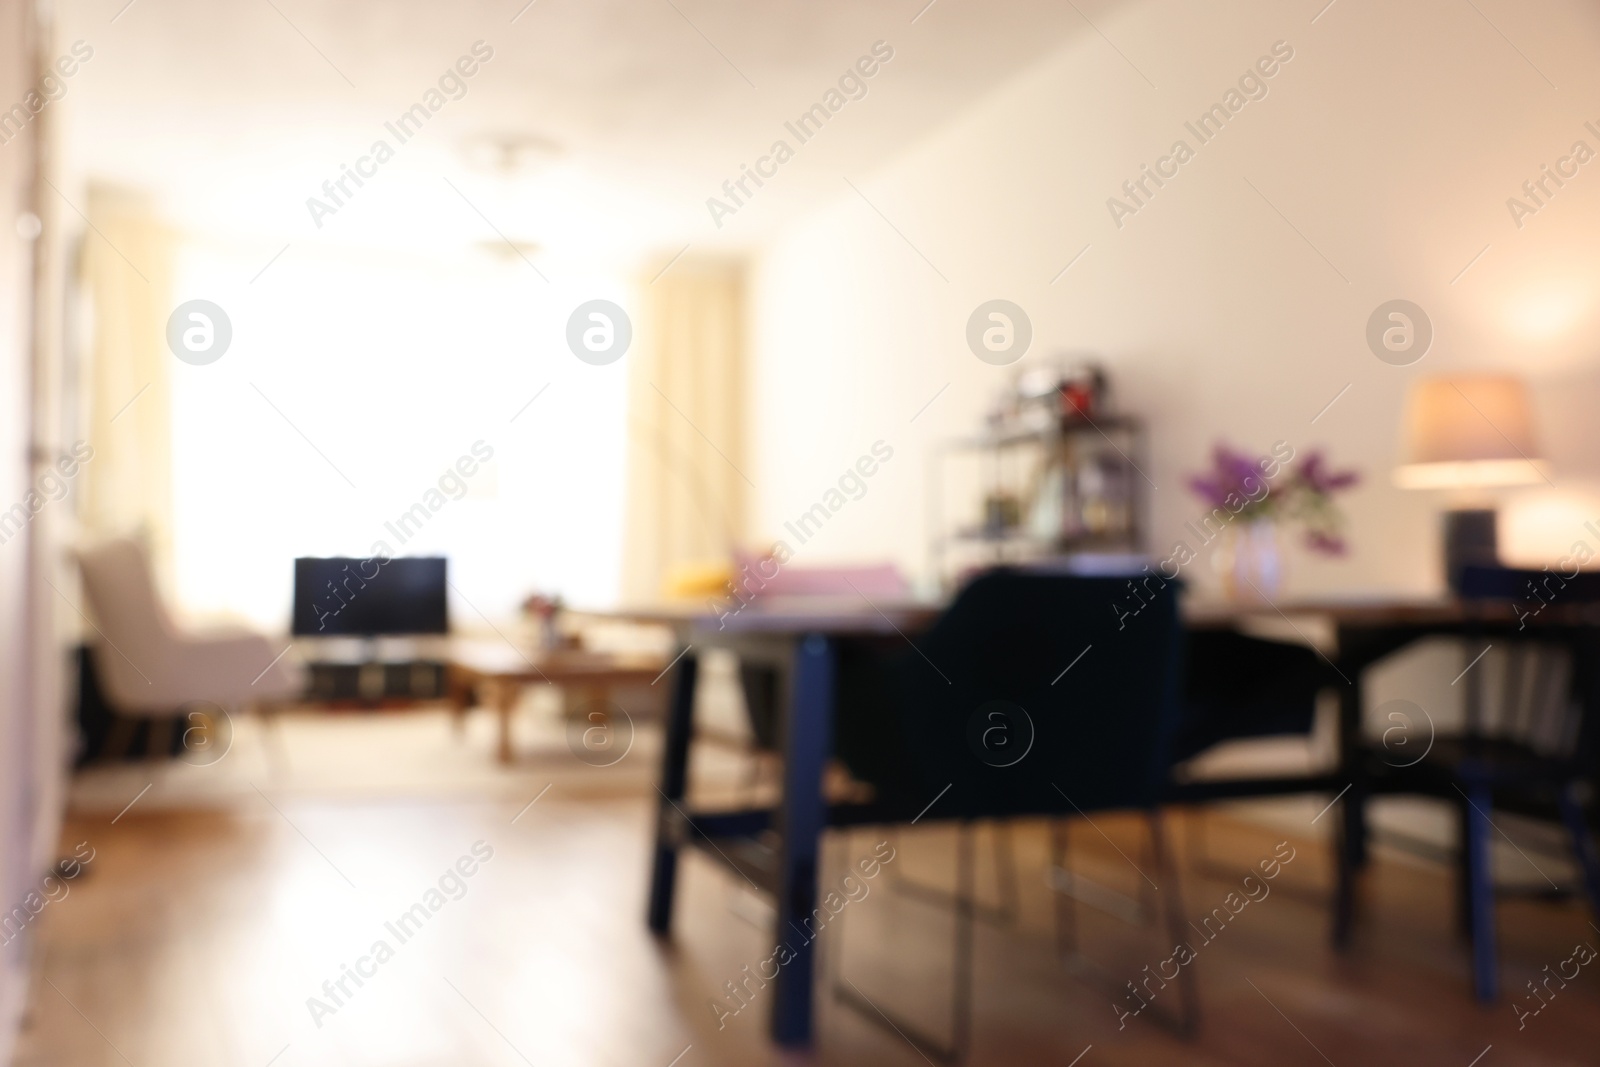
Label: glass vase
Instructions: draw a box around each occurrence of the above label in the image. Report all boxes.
[1214,519,1285,602]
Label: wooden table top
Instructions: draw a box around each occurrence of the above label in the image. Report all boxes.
[448,639,669,683]
[574,589,1599,638]
[577,595,944,635]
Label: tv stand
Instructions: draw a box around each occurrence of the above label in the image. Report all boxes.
[303,658,448,706]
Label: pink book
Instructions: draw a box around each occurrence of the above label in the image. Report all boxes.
[733,552,909,599]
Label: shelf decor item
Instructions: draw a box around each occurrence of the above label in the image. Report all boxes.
[930,359,1148,585]
[1188,443,1359,600]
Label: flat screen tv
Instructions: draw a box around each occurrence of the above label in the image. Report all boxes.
[292,556,449,636]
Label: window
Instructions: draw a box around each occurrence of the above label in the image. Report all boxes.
[169,240,629,629]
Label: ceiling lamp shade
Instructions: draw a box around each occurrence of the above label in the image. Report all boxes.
[1394,375,1547,489]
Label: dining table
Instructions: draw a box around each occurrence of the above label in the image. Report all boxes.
[598,588,1595,1048]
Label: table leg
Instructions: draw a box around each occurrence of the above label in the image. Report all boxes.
[575,685,608,722]
[1463,782,1499,1000]
[647,650,699,934]
[1334,788,1363,947]
[447,667,472,737]
[1333,655,1366,948]
[1558,785,1600,922]
[771,635,835,1048]
[494,680,519,764]
[1455,799,1476,938]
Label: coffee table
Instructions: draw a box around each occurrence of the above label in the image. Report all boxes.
[447,641,669,763]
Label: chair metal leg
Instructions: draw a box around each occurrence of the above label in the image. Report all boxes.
[952,823,976,1059]
[1147,811,1200,1035]
[1136,821,1162,921]
[833,820,976,1063]
[1051,819,1077,957]
[819,830,850,984]
[992,822,1020,925]
[887,821,1019,926]
[1183,806,1208,869]
[1048,810,1198,1036]
[1462,783,1499,1001]
[1189,807,1325,907]
[1557,785,1600,923]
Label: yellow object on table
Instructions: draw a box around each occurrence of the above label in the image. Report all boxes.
[662,560,734,599]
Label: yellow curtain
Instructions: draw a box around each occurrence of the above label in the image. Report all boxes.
[78,186,175,588]
[622,258,747,602]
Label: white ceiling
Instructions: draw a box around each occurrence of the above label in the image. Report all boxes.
[55,0,1110,264]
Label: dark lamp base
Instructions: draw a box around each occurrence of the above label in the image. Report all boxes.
[1443,508,1498,593]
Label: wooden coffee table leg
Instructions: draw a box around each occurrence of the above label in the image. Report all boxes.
[447,667,472,737]
[494,679,519,764]
[578,685,607,723]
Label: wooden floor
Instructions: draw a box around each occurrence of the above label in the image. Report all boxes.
[11,708,1600,1066]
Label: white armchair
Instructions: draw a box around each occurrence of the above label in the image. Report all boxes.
[76,538,301,757]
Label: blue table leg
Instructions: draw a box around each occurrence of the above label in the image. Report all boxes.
[1463,782,1498,1001]
[647,649,698,934]
[770,634,835,1047]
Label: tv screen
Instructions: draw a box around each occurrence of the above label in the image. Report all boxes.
[292,557,449,636]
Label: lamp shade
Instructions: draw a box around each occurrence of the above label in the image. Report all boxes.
[1394,375,1545,489]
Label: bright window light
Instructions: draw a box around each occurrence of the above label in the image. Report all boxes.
[168,239,630,633]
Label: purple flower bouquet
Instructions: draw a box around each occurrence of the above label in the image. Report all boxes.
[1188,444,1359,555]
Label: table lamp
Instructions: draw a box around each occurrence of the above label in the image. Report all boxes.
[1394,375,1546,590]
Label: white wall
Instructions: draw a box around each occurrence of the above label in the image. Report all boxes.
[0,4,64,1062]
[749,0,1600,597]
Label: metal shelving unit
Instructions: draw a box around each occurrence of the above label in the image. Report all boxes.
[929,415,1148,587]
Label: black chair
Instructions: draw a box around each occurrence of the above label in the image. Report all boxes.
[1166,628,1342,884]
[1358,565,1600,1001]
[828,569,1195,1059]
[1175,629,1335,764]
